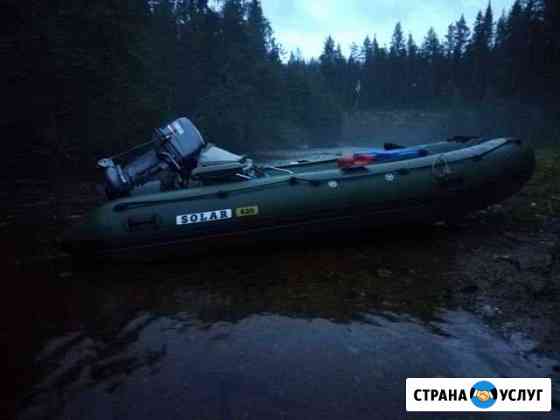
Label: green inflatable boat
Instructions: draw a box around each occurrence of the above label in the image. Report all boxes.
[62,117,535,258]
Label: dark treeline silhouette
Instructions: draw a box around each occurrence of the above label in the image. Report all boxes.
[4,0,560,176]
[350,0,559,108]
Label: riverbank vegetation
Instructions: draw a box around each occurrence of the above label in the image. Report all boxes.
[508,147,560,225]
[5,0,560,175]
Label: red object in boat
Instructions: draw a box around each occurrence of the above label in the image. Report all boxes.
[337,153,376,169]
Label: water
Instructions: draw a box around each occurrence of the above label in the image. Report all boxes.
[17,240,559,420]
[21,310,558,420]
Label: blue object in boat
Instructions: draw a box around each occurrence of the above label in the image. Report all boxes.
[363,147,429,162]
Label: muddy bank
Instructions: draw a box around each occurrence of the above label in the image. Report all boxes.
[444,148,560,356]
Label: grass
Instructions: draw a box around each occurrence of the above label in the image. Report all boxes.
[509,146,560,225]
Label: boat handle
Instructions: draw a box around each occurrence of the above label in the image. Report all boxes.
[262,165,295,175]
[126,214,160,231]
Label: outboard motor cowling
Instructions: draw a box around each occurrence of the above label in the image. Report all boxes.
[99,118,206,198]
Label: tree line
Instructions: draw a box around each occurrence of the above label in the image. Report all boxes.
[4,0,559,175]
[328,0,559,109]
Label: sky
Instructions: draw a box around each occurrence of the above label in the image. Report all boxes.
[260,0,516,60]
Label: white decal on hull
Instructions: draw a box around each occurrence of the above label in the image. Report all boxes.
[176,209,232,225]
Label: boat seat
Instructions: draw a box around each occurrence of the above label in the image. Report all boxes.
[191,162,246,182]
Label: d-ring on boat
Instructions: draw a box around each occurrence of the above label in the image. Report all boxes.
[61,117,535,258]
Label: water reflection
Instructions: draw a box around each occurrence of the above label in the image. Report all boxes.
[22,310,557,420]
[18,231,559,419]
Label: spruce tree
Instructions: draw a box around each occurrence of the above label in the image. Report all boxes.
[390,23,407,58]
[390,23,407,105]
[453,15,471,95]
[421,28,443,98]
[444,24,456,58]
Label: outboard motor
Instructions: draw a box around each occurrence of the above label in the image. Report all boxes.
[98,118,206,198]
